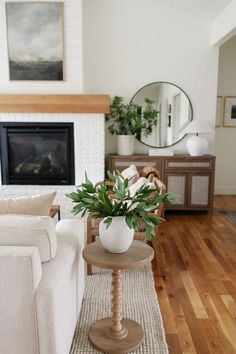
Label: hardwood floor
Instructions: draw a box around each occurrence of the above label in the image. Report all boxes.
[152,196,236,354]
[214,195,236,212]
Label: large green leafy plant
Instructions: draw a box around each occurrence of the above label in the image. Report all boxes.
[106,96,158,137]
[67,171,176,239]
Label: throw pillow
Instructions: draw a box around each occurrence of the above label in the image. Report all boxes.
[0,192,56,216]
[128,177,155,197]
[121,165,139,185]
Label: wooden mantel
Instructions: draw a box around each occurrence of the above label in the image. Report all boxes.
[0,94,110,113]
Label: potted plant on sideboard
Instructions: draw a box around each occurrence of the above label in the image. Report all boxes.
[106,96,158,155]
[67,171,176,253]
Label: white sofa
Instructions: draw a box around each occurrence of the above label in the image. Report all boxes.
[0,219,85,354]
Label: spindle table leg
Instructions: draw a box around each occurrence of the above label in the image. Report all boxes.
[88,268,144,354]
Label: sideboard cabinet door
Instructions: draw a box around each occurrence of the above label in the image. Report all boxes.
[163,155,215,213]
[165,173,188,208]
[188,173,211,209]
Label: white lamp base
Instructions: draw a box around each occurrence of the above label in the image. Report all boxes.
[186,135,208,156]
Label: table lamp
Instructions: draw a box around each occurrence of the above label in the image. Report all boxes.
[182,120,214,156]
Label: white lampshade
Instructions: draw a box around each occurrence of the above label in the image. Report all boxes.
[182,120,214,156]
[182,120,214,134]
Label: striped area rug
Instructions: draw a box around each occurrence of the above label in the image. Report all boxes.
[70,264,168,354]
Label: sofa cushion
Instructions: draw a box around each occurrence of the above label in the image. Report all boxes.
[0,192,56,216]
[0,215,57,262]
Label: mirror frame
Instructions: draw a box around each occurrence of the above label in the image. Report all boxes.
[130,81,193,148]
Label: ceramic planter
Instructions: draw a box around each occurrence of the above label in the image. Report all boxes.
[117,135,135,155]
[99,216,134,253]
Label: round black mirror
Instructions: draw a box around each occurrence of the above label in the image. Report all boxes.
[131,82,193,148]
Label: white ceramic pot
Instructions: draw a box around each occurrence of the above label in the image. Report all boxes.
[99,216,134,253]
[117,135,135,155]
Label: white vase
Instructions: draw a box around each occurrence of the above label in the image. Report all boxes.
[117,135,135,155]
[99,216,134,253]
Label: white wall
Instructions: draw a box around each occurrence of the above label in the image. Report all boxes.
[215,35,236,194]
[0,0,83,93]
[83,0,219,155]
[211,0,236,46]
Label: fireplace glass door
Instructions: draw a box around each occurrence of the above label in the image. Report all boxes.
[0,123,75,185]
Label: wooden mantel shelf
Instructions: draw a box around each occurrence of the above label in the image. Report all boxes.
[0,94,110,113]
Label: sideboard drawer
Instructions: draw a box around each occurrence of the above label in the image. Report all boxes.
[164,156,213,171]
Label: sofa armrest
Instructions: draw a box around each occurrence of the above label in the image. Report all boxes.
[0,246,42,289]
[0,246,42,354]
[56,219,85,249]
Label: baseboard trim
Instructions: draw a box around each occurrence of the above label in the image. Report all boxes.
[214,186,236,195]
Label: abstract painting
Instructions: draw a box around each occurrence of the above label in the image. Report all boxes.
[6,2,64,81]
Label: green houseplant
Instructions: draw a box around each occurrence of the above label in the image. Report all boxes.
[67,171,176,253]
[106,96,158,155]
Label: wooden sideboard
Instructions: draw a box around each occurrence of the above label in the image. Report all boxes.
[108,154,215,214]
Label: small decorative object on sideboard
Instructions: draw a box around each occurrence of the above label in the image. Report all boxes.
[106,96,159,155]
[148,148,174,156]
[182,120,214,156]
[67,171,176,253]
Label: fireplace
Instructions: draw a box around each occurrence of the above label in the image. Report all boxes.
[0,123,75,185]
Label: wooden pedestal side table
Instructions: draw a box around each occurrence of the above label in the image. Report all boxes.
[83,240,154,354]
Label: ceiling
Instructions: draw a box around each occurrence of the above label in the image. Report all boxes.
[157,0,232,21]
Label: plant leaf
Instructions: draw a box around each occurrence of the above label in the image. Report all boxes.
[103,217,113,229]
[125,215,133,229]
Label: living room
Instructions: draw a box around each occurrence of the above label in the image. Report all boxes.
[0,1,236,354]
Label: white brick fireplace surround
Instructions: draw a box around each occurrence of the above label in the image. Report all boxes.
[0,113,105,218]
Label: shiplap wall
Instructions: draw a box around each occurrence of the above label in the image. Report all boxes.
[0,0,83,93]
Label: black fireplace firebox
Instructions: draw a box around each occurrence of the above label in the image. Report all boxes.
[0,123,75,185]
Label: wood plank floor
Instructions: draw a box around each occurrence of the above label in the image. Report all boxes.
[214,195,236,212]
[152,196,236,354]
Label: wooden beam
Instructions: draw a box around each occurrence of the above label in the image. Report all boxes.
[0,94,110,113]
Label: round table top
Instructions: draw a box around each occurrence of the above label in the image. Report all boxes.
[83,240,154,270]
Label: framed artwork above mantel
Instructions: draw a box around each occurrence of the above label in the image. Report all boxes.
[6,2,64,81]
